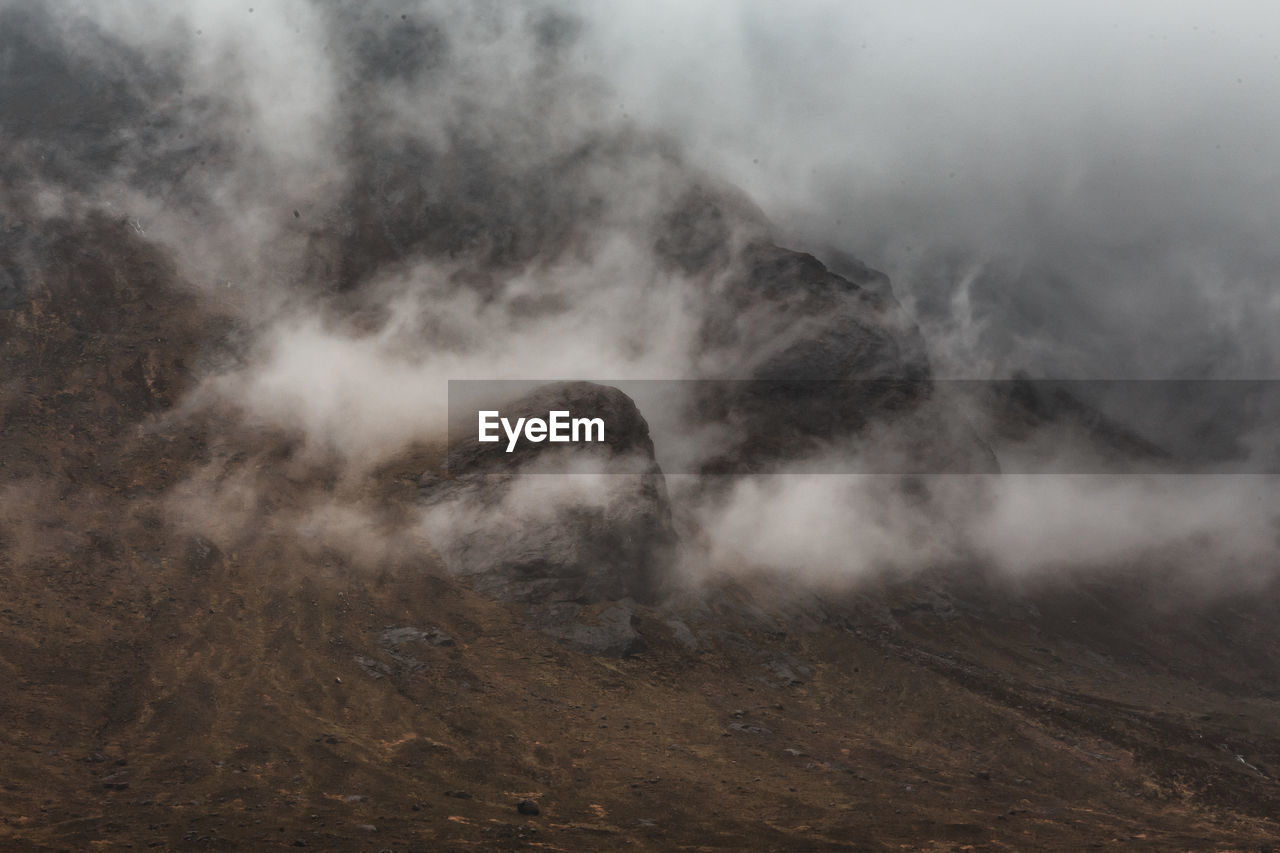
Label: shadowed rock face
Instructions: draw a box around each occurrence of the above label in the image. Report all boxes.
[421,382,676,605]
[687,237,997,475]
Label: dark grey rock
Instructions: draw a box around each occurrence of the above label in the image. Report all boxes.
[0,266,25,310]
[517,799,541,816]
[353,655,391,679]
[423,382,676,606]
[99,772,130,790]
[532,600,644,658]
[761,654,812,687]
[379,625,454,649]
[674,233,998,477]
[349,625,458,676]
[663,618,699,650]
[184,535,222,573]
[891,590,961,622]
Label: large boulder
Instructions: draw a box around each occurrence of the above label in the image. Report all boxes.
[420,381,676,605]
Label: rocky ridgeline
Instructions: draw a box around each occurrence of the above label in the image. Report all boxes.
[414,185,997,655]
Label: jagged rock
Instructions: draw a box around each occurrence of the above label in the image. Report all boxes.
[378,626,454,648]
[99,772,130,790]
[0,265,24,310]
[663,618,699,650]
[891,590,960,622]
[372,625,454,673]
[686,238,996,475]
[422,382,676,605]
[761,653,813,688]
[353,655,391,679]
[184,535,222,573]
[531,600,644,658]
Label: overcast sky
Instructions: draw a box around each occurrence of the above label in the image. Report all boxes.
[577,1,1280,378]
[43,0,1280,379]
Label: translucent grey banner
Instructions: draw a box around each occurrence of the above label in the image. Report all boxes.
[446,379,1280,475]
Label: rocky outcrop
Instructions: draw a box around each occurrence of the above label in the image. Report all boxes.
[685,235,996,475]
[420,381,676,606]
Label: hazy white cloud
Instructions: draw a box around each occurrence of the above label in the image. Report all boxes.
[692,471,1280,589]
[12,0,1278,593]
[578,0,1280,379]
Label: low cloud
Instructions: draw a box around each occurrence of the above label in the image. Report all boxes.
[6,0,1278,598]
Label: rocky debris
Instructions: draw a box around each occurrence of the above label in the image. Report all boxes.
[0,265,24,310]
[710,630,814,687]
[184,535,222,574]
[663,618,699,650]
[353,625,457,678]
[516,799,541,816]
[353,655,391,679]
[376,625,455,671]
[1236,755,1266,776]
[890,590,960,622]
[761,652,813,687]
[531,600,644,658]
[99,772,130,791]
[379,625,454,649]
[422,382,676,606]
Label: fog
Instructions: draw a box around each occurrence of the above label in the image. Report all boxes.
[584,0,1280,379]
[8,0,1280,592]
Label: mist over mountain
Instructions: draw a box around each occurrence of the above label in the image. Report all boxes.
[3,1,1280,848]
[586,1,1280,380]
